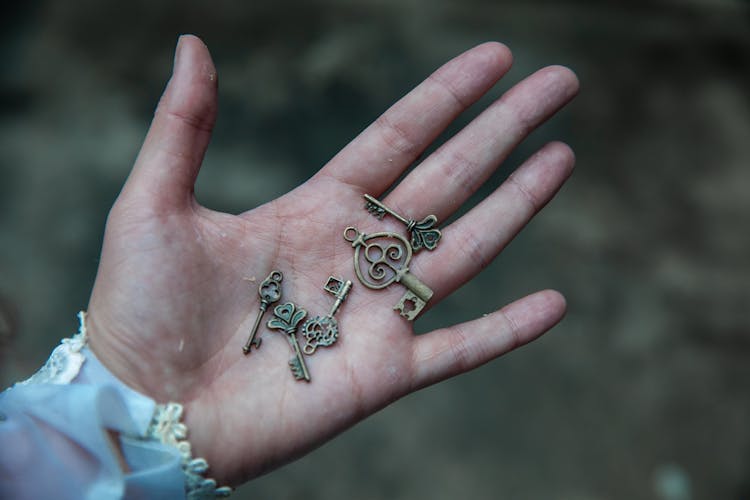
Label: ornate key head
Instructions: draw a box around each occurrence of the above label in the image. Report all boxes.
[301,316,338,355]
[267,302,307,333]
[259,271,283,305]
[407,215,441,252]
[343,227,413,290]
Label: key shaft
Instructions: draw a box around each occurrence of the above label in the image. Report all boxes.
[364,194,409,225]
[325,277,352,317]
[242,301,268,354]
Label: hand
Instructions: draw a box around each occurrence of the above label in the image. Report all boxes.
[86,35,578,486]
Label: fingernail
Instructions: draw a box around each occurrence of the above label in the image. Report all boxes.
[173,35,187,76]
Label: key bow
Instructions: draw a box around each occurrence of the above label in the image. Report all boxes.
[268,303,307,333]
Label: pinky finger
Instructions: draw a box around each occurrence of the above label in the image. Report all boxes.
[409,290,566,391]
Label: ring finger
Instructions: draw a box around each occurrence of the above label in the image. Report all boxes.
[413,140,576,301]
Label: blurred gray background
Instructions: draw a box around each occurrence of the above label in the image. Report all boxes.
[1,1,749,498]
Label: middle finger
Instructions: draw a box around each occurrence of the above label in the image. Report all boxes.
[381,65,579,223]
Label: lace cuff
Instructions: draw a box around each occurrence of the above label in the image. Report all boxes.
[148,402,232,498]
[15,312,88,387]
[0,312,231,499]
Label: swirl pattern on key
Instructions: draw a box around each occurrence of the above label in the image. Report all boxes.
[344,228,413,290]
[344,227,432,321]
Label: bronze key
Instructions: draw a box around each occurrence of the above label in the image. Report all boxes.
[344,227,433,320]
[363,194,441,252]
[301,276,352,355]
[267,302,311,382]
[242,270,283,354]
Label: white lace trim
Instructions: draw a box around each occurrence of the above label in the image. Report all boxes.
[17,311,232,498]
[17,311,88,386]
[148,403,232,498]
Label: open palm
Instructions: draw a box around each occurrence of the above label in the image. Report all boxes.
[86,35,578,486]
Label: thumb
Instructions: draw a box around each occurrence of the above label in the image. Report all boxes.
[122,35,218,211]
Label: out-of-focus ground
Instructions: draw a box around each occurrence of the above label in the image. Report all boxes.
[1,1,749,498]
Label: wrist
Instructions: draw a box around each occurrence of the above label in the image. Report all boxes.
[11,311,233,498]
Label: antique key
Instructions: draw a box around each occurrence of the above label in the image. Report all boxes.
[301,276,352,355]
[363,194,441,252]
[267,302,311,382]
[242,270,283,354]
[344,227,434,320]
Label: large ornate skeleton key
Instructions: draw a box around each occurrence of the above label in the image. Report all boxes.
[344,227,433,320]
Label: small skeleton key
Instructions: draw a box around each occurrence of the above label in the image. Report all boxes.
[363,194,441,252]
[267,302,311,382]
[301,277,352,355]
[344,227,434,320]
[242,270,283,354]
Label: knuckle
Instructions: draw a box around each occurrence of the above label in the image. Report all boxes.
[438,149,482,200]
[505,174,541,214]
[374,114,421,156]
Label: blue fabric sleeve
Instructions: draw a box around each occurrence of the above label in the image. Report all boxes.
[0,347,186,499]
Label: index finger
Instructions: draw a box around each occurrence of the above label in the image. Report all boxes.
[317,42,513,195]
